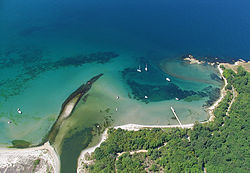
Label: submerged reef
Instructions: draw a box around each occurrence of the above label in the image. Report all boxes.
[203,87,221,107]
[127,80,196,102]
[210,73,223,82]
[53,52,118,67]
[0,46,44,69]
[122,66,220,104]
[11,140,31,148]
[0,48,118,100]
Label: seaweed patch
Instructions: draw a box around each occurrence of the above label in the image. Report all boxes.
[0,48,118,100]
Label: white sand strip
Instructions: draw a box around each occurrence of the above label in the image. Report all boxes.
[207,65,227,121]
[0,142,60,173]
[77,129,108,173]
[77,64,228,172]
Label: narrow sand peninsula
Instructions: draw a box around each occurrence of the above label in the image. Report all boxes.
[0,142,60,173]
[0,74,104,173]
[77,64,228,172]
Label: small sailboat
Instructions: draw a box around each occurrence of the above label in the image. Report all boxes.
[166,77,171,82]
[145,95,148,99]
[145,64,148,71]
[17,108,22,114]
[137,65,142,72]
[175,97,179,101]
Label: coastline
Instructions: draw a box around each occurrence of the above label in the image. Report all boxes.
[46,73,103,145]
[0,142,60,173]
[77,129,108,173]
[1,58,242,172]
[76,64,228,172]
[0,74,104,173]
[206,65,227,121]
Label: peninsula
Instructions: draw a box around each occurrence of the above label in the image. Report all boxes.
[77,59,249,173]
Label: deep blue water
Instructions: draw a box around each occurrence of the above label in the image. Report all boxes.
[1,0,250,60]
[0,0,250,172]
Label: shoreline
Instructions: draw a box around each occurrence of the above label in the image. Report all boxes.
[206,65,227,121]
[45,73,103,145]
[0,141,60,173]
[77,129,108,173]
[76,64,228,172]
[1,58,240,172]
[0,74,104,173]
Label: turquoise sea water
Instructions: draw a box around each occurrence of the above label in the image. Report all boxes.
[0,0,250,172]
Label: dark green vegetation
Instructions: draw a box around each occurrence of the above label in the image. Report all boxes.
[0,48,118,99]
[11,140,31,148]
[33,159,40,172]
[87,66,249,172]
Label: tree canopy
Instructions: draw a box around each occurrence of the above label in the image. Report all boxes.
[84,66,249,173]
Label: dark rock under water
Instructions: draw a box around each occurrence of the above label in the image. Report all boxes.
[42,73,103,145]
[0,51,118,100]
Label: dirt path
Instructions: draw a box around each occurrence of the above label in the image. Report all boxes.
[226,87,237,116]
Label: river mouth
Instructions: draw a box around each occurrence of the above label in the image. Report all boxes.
[2,0,246,172]
[53,59,222,172]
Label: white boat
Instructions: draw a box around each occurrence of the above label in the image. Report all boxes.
[166,77,171,82]
[175,97,179,101]
[145,95,148,99]
[17,108,22,114]
[137,65,142,72]
[8,121,12,124]
[145,64,148,71]
[116,96,120,100]
[115,108,118,112]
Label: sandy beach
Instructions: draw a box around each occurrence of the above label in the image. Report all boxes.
[0,63,229,173]
[76,64,228,172]
[206,65,227,121]
[0,142,60,173]
[60,95,80,119]
[77,129,108,173]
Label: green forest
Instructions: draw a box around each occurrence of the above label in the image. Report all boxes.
[83,66,249,173]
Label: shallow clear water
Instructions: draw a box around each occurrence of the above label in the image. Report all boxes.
[0,0,249,172]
